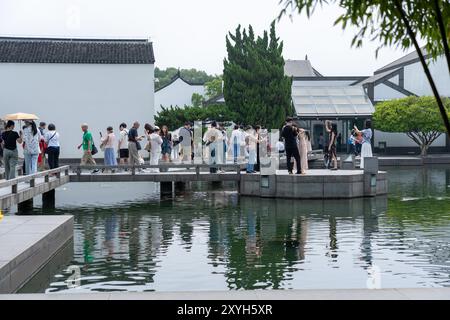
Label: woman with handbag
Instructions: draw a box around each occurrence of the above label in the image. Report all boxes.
[23,120,42,175]
[44,123,60,169]
[100,126,117,171]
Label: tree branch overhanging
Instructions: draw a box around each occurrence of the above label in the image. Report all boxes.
[433,0,450,75]
[393,0,450,139]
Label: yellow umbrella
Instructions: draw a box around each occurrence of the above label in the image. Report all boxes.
[3,113,39,121]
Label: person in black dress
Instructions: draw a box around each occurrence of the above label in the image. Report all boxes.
[281,117,301,174]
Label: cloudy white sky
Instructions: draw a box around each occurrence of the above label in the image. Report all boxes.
[0,0,413,76]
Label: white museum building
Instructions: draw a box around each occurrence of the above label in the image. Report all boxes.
[0,36,155,159]
[289,53,450,154]
[360,50,450,154]
[154,71,205,114]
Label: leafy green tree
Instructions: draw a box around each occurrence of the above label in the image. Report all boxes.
[204,76,223,99]
[191,93,205,107]
[223,22,293,129]
[155,104,238,131]
[373,96,450,155]
[278,0,450,137]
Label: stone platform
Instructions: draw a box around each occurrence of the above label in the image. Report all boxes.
[240,169,387,199]
[0,215,73,293]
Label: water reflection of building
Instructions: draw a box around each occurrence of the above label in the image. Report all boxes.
[209,196,387,290]
[68,190,388,292]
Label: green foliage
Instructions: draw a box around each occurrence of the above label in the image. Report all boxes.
[155,67,218,90]
[191,93,205,107]
[373,96,450,155]
[223,22,294,129]
[155,104,238,131]
[204,76,223,99]
[278,0,450,60]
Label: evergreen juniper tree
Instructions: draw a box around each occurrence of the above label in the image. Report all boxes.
[223,22,293,129]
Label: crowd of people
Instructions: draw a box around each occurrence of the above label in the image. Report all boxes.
[0,117,374,180]
[0,120,60,180]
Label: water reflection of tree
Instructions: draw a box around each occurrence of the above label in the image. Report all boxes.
[62,190,388,291]
[214,197,310,290]
[211,197,388,290]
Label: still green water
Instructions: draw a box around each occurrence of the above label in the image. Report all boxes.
[16,166,450,292]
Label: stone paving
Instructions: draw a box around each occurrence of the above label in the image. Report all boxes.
[0,215,73,293]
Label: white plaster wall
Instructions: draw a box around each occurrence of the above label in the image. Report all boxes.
[0,63,155,158]
[404,56,450,97]
[374,83,407,102]
[389,75,399,86]
[374,130,446,147]
[154,78,205,114]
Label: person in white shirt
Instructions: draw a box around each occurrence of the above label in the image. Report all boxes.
[245,126,260,173]
[44,123,60,169]
[276,139,285,154]
[118,123,129,166]
[203,121,222,173]
[230,125,241,164]
[149,126,163,172]
[179,122,192,163]
[172,131,180,161]
[239,125,247,161]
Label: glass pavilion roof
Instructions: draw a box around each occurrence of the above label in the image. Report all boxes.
[292,85,375,118]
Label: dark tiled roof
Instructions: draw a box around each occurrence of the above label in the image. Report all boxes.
[155,71,205,92]
[374,47,428,75]
[0,37,155,64]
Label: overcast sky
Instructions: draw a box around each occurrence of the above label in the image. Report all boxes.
[0,0,413,76]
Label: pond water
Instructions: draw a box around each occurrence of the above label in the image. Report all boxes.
[13,166,450,292]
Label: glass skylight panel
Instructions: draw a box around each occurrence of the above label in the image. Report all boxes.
[347,96,368,104]
[311,96,332,104]
[353,104,375,114]
[306,87,328,96]
[344,87,364,95]
[295,104,317,115]
[315,104,336,114]
[326,88,348,95]
[291,87,306,96]
[330,96,350,104]
[293,96,314,104]
[336,104,357,114]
